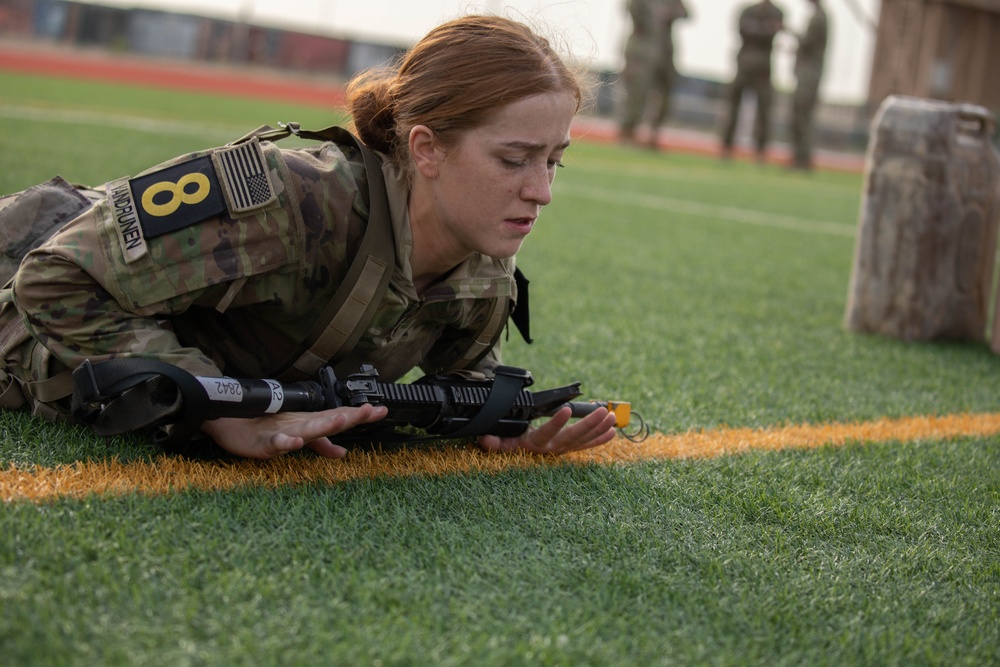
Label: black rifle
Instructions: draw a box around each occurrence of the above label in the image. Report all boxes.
[71,359,647,447]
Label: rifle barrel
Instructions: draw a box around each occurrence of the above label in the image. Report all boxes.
[197,376,327,418]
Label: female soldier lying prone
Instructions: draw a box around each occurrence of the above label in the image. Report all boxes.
[0,15,617,459]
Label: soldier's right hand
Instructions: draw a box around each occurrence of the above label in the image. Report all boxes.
[199,403,388,459]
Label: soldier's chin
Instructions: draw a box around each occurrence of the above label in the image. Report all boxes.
[487,240,526,260]
[486,250,519,261]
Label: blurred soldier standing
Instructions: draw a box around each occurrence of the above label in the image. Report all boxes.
[645,0,691,149]
[720,0,784,162]
[789,0,828,171]
[619,0,659,144]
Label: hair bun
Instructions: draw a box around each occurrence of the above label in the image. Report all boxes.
[347,76,397,154]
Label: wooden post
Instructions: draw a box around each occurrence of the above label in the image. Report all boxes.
[845,96,1000,344]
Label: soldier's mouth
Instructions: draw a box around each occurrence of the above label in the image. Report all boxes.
[505,217,535,234]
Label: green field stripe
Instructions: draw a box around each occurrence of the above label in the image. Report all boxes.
[3,412,998,502]
[570,159,862,198]
[0,103,238,140]
[557,182,857,237]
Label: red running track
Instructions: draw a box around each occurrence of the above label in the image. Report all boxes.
[0,41,864,171]
[0,42,346,108]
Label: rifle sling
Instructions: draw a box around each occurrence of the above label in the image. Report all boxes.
[443,366,530,439]
[70,358,209,447]
[248,125,396,381]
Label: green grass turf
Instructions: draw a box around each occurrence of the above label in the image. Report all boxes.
[513,142,1000,433]
[3,439,997,666]
[1,69,998,665]
[0,71,348,191]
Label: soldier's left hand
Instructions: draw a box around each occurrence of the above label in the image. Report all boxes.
[477,405,617,455]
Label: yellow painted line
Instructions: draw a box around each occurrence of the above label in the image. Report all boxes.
[3,412,1000,502]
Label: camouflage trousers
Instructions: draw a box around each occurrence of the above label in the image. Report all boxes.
[645,59,679,134]
[0,176,104,422]
[0,296,76,422]
[790,74,822,169]
[720,68,774,154]
[618,39,656,140]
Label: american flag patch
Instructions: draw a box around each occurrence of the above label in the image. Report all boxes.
[212,138,277,215]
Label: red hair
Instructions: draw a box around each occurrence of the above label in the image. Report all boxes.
[347,15,584,169]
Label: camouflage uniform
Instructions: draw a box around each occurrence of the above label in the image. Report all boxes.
[720,0,784,157]
[790,1,828,170]
[619,0,659,141]
[644,0,690,144]
[0,131,513,419]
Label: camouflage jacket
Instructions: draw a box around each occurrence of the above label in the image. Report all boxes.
[736,1,784,74]
[654,0,689,63]
[625,0,660,59]
[10,131,515,384]
[794,4,828,83]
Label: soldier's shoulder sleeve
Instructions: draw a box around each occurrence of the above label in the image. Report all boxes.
[279,139,369,222]
[78,138,306,313]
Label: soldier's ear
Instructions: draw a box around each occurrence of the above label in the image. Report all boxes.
[409,125,443,179]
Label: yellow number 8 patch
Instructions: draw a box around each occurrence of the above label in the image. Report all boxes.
[141,172,211,217]
[129,156,226,240]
